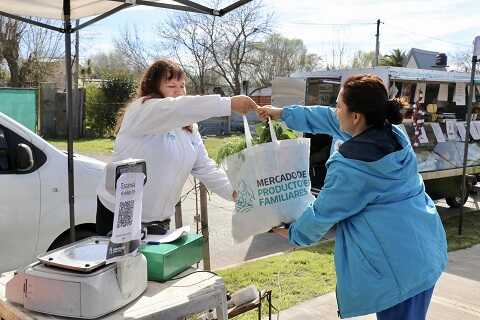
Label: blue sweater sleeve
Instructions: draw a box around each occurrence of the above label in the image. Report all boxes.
[288,160,373,246]
[281,105,351,141]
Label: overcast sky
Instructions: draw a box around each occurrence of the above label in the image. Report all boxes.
[80,0,479,65]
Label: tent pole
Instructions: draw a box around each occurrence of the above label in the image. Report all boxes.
[64,0,76,243]
[459,54,477,235]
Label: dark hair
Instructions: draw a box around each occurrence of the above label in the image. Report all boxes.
[341,74,406,127]
[116,59,190,134]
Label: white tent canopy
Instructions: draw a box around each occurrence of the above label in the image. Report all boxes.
[0,0,127,19]
[0,0,248,23]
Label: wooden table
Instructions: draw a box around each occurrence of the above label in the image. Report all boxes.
[0,269,227,320]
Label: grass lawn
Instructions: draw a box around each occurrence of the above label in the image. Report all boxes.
[202,134,242,160]
[48,138,114,155]
[47,135,238,159]
[217,210,480,320]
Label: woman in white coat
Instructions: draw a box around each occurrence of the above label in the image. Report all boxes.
[96,59,257,236]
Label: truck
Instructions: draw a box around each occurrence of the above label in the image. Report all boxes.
[272,66,480,207]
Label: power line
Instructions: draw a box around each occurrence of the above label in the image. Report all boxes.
[288,22,376,26]
[383,21,471,48]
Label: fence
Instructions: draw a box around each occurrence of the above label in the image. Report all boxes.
[0,88,37,132]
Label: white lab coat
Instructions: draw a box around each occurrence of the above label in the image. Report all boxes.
[97,95,233,222]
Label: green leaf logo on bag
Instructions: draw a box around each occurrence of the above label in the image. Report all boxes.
[235,180,255,213]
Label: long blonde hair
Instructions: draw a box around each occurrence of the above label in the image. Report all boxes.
[115,59,191,134]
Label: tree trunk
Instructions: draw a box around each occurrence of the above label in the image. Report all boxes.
[5,57,20,87]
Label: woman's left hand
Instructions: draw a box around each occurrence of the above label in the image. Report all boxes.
[232,191,238,202]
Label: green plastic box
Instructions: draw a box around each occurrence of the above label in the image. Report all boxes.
[140,233,204,282]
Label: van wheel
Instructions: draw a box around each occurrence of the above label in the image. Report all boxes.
[48,229,97,251]
[446,194,469,208]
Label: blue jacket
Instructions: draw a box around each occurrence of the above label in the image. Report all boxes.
[282,106,448,318]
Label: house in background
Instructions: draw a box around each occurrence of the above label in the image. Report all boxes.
[250,87,272,106]
[404,48,447,71]
[198,86,273,135]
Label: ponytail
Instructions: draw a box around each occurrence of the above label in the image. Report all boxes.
[385,98,407,125]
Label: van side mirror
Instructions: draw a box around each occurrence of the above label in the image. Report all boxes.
[16,143,34,172]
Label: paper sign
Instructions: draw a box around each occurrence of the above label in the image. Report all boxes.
[454,83,466,105]
[418,127,429,144]
[467,85,477,103]
[470,122,480,140]
[431,123,446,143]
[473,121,480,137]
[456,122,467,141]
[438,84,449,101]
[446,120,458,141]
[145,225,190,244]
[106,172,145,262]
[474,36,480,56]
[414,82,427,103]
[389,82,399,98]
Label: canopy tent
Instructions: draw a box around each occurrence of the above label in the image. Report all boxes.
[0,0,252,243]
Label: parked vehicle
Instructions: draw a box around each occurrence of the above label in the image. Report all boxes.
[0,112,105,272]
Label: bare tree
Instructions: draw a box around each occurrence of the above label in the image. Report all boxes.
[88,50,132,77]
[157,14,215,94]
[198,0,272,95]
[0,17,25,86]
[322,27,350,70]
[114,25,154,74]
[0,17,62,87]
[351,50,376,68]
[249,33,321,92]
[450,48,480,74]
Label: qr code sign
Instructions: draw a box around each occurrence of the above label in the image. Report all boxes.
[117,200,134,228]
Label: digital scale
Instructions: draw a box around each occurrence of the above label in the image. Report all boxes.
[5,237,147,319]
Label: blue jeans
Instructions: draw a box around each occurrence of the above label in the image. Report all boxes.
[377,287,434,320]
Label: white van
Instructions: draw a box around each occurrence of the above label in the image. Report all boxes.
[0,112,105,272]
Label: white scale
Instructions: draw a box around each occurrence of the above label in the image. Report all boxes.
[5,159,149,319]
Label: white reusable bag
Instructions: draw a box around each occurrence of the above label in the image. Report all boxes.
[222,116,314,242]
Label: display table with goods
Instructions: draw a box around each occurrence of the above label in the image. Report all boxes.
[399,98,480,208]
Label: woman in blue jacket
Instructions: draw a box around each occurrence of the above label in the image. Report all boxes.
[257,74,448,320]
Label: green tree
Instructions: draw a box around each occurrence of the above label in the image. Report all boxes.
[85,72,137,137]
[380,49,406,67]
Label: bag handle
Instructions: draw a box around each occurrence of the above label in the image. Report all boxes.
[268,117,279,143]
[242,115,278,148]
[243,115,254,148]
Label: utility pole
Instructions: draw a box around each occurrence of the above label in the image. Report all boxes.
[374,19,381,67]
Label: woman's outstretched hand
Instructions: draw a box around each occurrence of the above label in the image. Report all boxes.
[231,95,258,114]
[257,106,283,122]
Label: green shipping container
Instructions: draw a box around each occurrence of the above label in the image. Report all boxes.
[140,233,204,282]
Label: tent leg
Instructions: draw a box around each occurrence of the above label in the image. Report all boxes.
[64,14,76,243]
[459,55,478,235]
